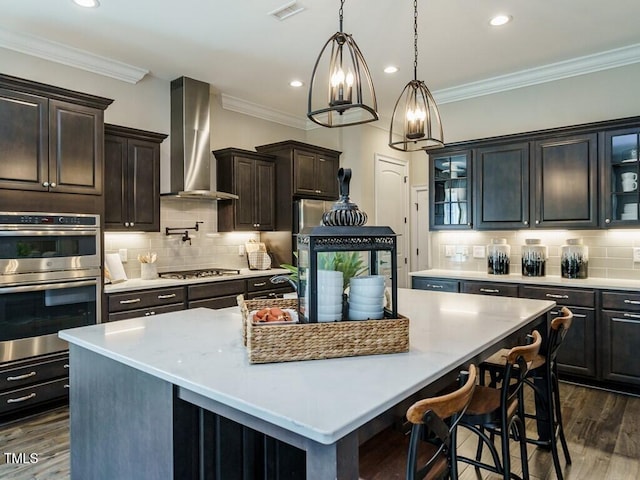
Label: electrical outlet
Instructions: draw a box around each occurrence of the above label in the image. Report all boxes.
[444,245,455,257]
[238,244,246,256]
[118,248,128,263]
[633,247,640,262]
[473,246,485,258]
[457,246,469,256]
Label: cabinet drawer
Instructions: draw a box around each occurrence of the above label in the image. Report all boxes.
[1,354,69,392]
[0,377,69,415]
[188,280,245,301]
[601,291,640,312]
[411,277,459,292]
[246,276,282,293]
[108,287,185,313]
[245,287,293,300]
[461,281,518,297]
[107,303,184,322]
[519,285,595,307]
[188,296,240,310]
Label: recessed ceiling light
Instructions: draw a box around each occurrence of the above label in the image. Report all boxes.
[384,66,399,74]
[289,80,304,88]
[489,14,512,27]
[72,0,100,7]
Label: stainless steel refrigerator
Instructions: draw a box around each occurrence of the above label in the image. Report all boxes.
[261,199,334,266]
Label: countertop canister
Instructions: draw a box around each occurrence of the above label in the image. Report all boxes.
[487,238,510,275]
[561,238,588,279]
[521,239,547,277]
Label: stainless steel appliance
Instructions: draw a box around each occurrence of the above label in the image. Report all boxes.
[0,212,101,363]
[295,199,335,233]
[159,267,240,280]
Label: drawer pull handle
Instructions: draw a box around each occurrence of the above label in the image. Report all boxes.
[545,294,569,299]
[7,371,36,381]
[427,284,444,289]
[480,288,499,293]
[623,313,640,319]
[550,310,586,318]
[624,299,640,305]
[7,393,36,404]
[64,384,70,389]
[253,282,267,287]
[157,294,176,299]
[120,298,141,304]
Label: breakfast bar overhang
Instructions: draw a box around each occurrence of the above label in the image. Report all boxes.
[59,289,555,480]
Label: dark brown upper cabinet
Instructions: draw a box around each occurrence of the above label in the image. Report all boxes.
[473,142,530,230]
[0,75,112,196]
[601,127,640,227]
[104,125,167,232]
[214,148,276,232]
[429,148,472,230]
[532,133,598,229]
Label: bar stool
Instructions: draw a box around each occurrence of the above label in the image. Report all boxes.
[480,307,573,480]
[455,330,542,480]
[359,364,477,480]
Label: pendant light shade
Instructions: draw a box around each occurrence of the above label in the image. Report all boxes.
[307,0,378,128]
[389,1,443,151]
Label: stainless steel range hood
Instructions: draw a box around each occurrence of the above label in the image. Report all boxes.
[162,76,238,200]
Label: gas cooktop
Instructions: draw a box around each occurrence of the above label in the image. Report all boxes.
[158,268,241,280]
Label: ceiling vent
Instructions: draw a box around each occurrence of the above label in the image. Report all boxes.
[269,1,305,21]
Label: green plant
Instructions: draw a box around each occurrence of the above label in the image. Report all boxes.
[318,251,368,290]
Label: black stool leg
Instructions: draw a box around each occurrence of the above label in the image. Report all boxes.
[552,367,572,465]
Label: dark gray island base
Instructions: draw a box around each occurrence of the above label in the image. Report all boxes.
[63,289,554,479]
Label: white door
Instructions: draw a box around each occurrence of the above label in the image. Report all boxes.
[374,154,409,288]
[411,186,430,272]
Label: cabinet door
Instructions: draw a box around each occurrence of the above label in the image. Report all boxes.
[254,160,275,230]
[293,150,317,196]
[0,88,48,191]
[128,139,160,231]
[316,154,339,199]
[602,128,640,227]
[474,143,530,230]
[549,306,597,378]
[234,156,258,230]
[601,309,640,386]
[104,134,128,229]
[430,150,472,230]
[532,133,598,228]
[49,100,103,195]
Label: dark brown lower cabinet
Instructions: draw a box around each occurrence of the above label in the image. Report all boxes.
[411,277,459,292]
[548,306,597,378]
[461,280,518,297]
[187,280,246,309]
[601,290,640,386]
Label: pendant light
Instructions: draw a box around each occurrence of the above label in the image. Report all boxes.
[389,0,443,151]
[307,0,378,128]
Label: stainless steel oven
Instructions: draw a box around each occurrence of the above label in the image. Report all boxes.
[0,212,101,363]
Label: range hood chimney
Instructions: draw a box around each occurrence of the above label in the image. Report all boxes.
[162,76,238,200]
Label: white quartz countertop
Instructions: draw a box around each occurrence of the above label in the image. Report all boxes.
[104,268,291,293]
[410,269,640,291]
[60,289,553,445]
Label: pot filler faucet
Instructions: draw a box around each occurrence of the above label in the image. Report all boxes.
[165,222,203,245]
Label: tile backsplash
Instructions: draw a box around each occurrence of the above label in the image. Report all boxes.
[104,199,259,279]
[430,229,640,280]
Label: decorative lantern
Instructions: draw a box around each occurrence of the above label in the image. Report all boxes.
[296,168,398,323]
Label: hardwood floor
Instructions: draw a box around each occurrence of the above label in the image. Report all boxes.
[1,382,638,479]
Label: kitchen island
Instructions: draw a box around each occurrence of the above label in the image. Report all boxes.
[59,288,554,480]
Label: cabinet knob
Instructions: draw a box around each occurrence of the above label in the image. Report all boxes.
[42,181,49,187]
[535,220,540,225]
[50,182,57,188]
[124,222,130,227]
[605,218,611,224]
[130,222,134,227]
[523,220,528,225]
[315,190,321,194]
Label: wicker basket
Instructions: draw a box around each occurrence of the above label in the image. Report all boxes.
[237,296,409,364]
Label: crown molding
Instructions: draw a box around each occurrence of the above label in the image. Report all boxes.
[433,43,640,105]
[221,93,309,130]
[0,28,148,84]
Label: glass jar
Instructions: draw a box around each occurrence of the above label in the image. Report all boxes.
[561,238,589,279]
[487,238,510,275]
[521,239,547,277]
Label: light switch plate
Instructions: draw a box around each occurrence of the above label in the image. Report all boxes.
[118,248,128,263]
[473,246,485,258]
[633,247,640,262]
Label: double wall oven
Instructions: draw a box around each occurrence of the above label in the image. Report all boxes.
[0,212,101,363]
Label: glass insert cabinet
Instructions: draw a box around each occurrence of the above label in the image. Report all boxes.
[604,128,640,225]
[430,150,471,229]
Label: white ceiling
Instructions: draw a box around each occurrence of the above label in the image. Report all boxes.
[3,0,640,127]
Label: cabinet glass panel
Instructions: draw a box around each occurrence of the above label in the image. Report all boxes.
[610,133,639,222]
[433,154,469,226]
